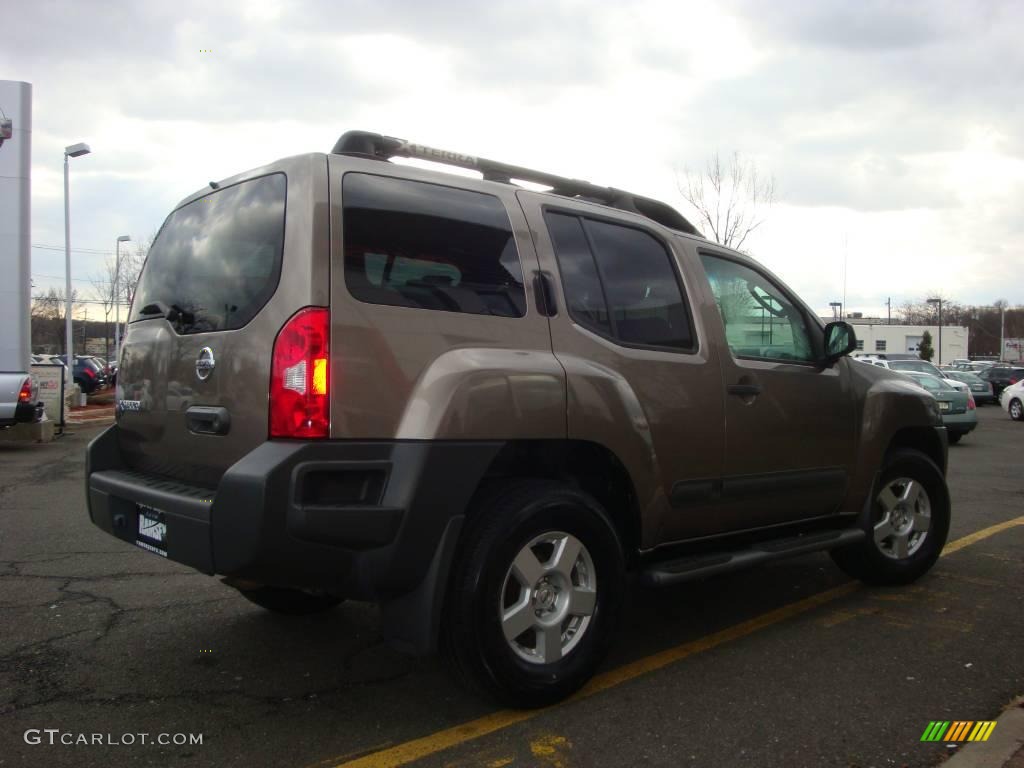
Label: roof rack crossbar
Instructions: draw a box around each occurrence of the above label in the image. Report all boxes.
[331,130,701,236]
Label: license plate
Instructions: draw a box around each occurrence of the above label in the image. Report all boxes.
[136,505,168,557]
[939,401,950,412]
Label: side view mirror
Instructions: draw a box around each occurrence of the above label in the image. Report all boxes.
[824,321,857,363]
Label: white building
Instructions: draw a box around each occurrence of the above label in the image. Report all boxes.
[821,316,969,364]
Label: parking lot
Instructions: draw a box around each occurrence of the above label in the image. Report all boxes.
[1,406,1021,768]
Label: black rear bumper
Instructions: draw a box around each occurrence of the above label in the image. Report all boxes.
[86,426,503,652]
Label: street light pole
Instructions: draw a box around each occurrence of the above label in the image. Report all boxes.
[114,235,130,366]
[63,142,91,381]
[927,297,943,365]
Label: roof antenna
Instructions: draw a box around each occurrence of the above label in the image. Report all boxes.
[209,180,220,189]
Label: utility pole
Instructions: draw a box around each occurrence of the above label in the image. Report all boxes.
[1000,301,1006,361]
[886,297,891,325]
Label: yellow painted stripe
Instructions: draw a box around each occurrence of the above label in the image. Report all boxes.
[980,721,997,741]
[327,514,1024,768]
[967,721,985,741]
[940,516,1024,556]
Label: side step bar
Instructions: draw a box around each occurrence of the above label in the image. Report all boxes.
[642,528,866,587]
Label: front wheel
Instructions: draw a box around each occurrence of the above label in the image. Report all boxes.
[442,480,625,708]
[1010,398,1024,421]
[831,448,950,586]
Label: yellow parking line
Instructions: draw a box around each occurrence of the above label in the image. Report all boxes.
[328,514,1024,768]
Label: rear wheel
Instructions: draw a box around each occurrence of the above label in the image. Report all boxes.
[234,585,343,615]
[830,448,950,586]
[1010,398,1024,421]
[948,432,962,444]
[442,479,625,708]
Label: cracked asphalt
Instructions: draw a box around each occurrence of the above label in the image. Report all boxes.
[1,408,1022,768]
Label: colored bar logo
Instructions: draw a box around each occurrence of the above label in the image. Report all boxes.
[921,721,997,742]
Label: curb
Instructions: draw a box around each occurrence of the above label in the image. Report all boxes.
[942,697,1024,767]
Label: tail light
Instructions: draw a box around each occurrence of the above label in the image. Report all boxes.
[967,394,976,410]
[270,307,330,438]
[17,378,32,403]
[83,366,96,379]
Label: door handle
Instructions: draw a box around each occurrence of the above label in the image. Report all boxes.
[727,383,762,397]
[186,406,230,435]
[532,271,557,317]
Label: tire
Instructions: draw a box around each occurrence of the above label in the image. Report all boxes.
[442,479,625,708]
[1010,398,1024,421]
[948,432,962,444]
[830,448,950,586]
[235,585,343,615]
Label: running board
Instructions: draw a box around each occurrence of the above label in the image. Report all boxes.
[641,528,866,587]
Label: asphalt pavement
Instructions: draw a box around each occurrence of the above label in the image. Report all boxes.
[1,406,1022,768]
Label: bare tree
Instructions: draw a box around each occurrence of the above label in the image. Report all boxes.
[678,152,775,251]
[30,287,78,353]
[119,233,155,309]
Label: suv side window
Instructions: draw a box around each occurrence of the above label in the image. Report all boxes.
[343,173,526,318]
[545,211,695,350]
[700,253,815,363]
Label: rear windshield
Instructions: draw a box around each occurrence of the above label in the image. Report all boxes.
[130,173,287,333]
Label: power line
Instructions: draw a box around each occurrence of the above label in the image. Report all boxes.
[32,243,116,255]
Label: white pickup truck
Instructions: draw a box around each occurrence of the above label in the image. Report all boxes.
[0,371,42,428]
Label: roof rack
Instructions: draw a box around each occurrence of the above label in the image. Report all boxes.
[331,130,701,236]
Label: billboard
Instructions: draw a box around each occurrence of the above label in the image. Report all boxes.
[1003,338,1023,363]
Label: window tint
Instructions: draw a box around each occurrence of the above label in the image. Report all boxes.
[584,219,694,349]
[343,174,525,317]
[700,254,815,362]
[130,173,286,333]
[545,212,694,350]
[544,212,611,335]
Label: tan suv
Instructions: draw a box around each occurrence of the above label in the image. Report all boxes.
[86,131,950,707]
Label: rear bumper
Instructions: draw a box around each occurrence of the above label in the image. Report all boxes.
[86,426,502,617]
[942,412,977,435]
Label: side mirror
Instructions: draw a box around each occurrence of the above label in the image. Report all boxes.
[824,321,857,363]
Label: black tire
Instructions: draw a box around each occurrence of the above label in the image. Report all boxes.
[235,585,343,615]
[830,448,950,586]
[948,432,962,444]
[1010,398,1024,421]
[442,479,625,708]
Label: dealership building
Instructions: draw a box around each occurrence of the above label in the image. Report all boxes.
[820,315,969,363]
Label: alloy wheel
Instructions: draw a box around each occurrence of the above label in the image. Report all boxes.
[500,531,597,665]
[873,477,931,560]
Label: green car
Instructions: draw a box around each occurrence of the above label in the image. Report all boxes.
[901,372,978,443]
[941,370,996,405]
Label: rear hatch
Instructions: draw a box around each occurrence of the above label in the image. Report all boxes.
[116,163,325,487]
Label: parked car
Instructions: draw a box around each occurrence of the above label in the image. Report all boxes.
[1000,380,1024,421]
[32,353,66,367]
[898,372,976,443]
[978,366,1024,398]
[85,130,952,707]
[58,355,109,395]
[0,372,42,428]
[865,358,968,393]
[941,370,996,405]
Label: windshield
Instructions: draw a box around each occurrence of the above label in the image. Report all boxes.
[130,173,287,334]
[909,373,954,393]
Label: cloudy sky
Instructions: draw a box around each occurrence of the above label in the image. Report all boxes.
[5,0,1023,320]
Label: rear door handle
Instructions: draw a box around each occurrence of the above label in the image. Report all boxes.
[532,271,557,317]
[727,383,762,397]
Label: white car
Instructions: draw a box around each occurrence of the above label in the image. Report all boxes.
[1000,380,1024,421]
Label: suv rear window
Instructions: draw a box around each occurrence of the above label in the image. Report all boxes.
[130,173,287,333]
[343,173,526,318]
